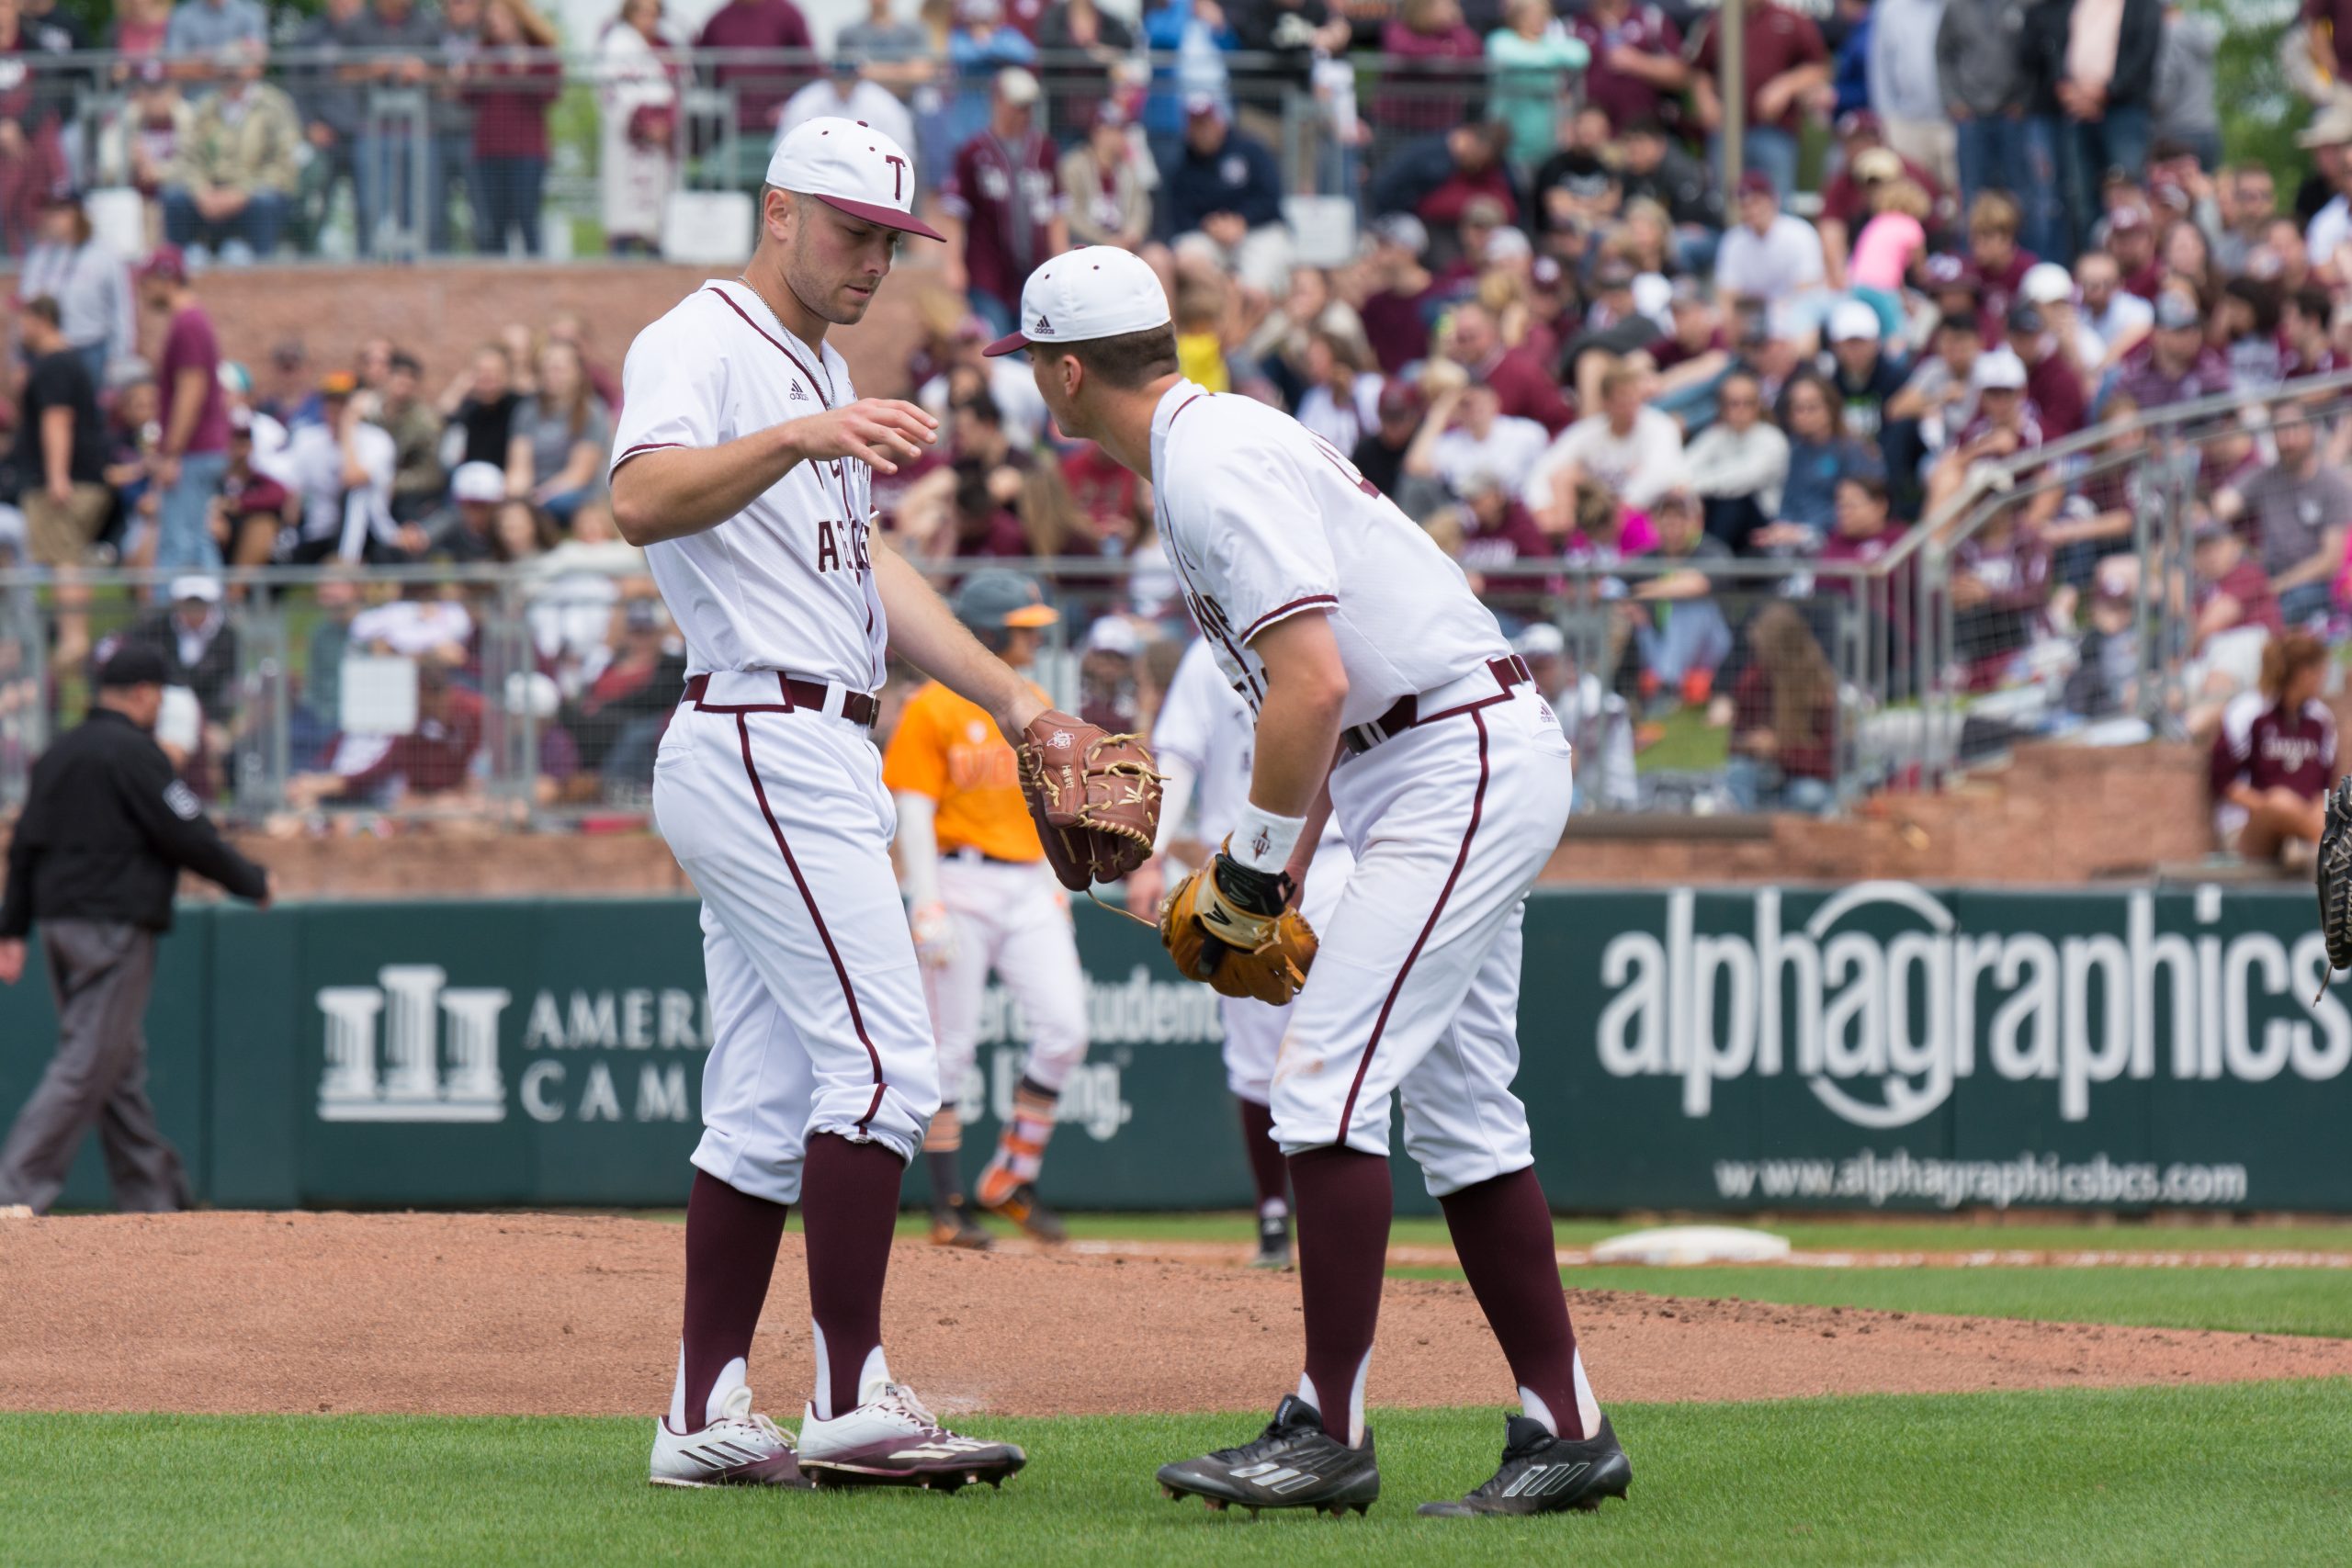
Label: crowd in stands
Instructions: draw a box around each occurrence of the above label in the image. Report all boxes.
[0,0,2345,852]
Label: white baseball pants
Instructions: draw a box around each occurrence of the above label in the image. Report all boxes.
[924,854,1089,1100]
[653,672,942,1204]
[1271,677,1575,1198]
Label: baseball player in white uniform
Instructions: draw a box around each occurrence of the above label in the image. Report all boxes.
[986,247,1632,1519]
[610,118,1046,1494]
[1126,637,1352,1270]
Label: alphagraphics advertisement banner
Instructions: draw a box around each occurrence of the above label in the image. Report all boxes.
[2,886,2341,1212]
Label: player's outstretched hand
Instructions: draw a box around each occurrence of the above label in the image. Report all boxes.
[792,398,939,475]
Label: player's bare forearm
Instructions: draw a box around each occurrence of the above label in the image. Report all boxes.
[874,543,1048,735]
[610,400,937,546]
[1247,611,1347,819]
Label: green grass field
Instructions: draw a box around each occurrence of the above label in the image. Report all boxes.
[5,1383,2346,1567]
[15,1211,2352,1564]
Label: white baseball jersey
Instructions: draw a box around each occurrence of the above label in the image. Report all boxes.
[1153,637,1346,858]
[1148,380,1505,728]
[610,279,887,691]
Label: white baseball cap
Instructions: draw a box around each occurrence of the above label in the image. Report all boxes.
[1827,299,1882,343]
[983,245,1172,357]
[2020,261,2074,306]
[451,460,505,504]
[764,116,942,242]
[1972,345,2029,390]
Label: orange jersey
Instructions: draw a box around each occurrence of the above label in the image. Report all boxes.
[881,680,1045,863]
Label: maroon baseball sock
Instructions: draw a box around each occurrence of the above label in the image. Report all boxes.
[1438,1165,1589,1439]
[1235,1096,1289,1216]
[676,1169,787,1431]
[799,1133,907,1420]
[1288,1145,1392,1448]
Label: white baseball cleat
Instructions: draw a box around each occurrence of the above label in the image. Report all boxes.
[650,1383,813,1489]
[796,1382,1026,1491]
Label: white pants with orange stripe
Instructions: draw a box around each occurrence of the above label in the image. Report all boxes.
[1270,677,1574,1198]
[925,854,1089,1107]
[653,673,942,1204]
[1219,834,1356,1103]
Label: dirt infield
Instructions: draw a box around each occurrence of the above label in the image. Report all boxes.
[3,1213,2346,1418]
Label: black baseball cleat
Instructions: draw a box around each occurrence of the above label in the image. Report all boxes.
[1156,1395,1379,1517]
[1418,1413,1632,1517]
[1251,1211,1293,1269]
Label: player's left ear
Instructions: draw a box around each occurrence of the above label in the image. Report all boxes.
[761,186,795,246]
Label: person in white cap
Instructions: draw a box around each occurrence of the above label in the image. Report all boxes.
[607,117,1040,1495]
[939,66,1065,337]
[985,246,1630,1518]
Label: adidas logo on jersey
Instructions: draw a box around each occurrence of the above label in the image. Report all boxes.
[1501,1461,1592,1499]
[789,383,809,401]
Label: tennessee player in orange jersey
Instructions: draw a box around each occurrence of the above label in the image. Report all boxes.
[882,570,1091,1247]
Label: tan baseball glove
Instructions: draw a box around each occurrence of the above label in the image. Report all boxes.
[1016,709,1163,891]
[1159,853,1318,1005]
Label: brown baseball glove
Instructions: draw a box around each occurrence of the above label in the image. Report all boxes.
[1159,852,1318,1005]
[1016,709,1163,891]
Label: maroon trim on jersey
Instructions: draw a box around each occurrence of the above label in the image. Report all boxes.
[1238,593,1339,644]
[733,714,886,1128]
[702,286,836,404]
[613,441,685,470]
[1333,706,1493,1141]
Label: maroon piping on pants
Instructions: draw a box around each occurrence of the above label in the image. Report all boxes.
[733,715,888,1129]
[1332,706,1494,1139]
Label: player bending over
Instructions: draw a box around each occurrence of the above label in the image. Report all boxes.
[988,247,1631,1518]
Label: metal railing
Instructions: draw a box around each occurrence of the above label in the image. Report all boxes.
[1892,369,2352,791]
[0,45,1576,265]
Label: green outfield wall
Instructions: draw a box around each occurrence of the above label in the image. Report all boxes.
[6,884,2343,1213]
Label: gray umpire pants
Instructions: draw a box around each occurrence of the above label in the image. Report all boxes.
[0,920,188,1214]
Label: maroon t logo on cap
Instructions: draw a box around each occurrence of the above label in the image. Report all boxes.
[883,153,907,201]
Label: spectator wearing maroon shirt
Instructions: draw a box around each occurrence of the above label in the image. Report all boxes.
[940,68,1065,338]
[1451,466,1555,613]
[1691,0,1828,203]
[695,0,814,177]
[1444,299,1573,435]
[1725,602,1838,814]
[1966,191,2038,332]
[1374,0,1484,135]
[462,0,562,257]
[1059,440,1138,533]
[292,668,487,807]
[2005,304,2086,438]
[1356,214,1438,375]
[1816,111,1942,286]
[2113,291,2234,410]
[2281,284,2343,379]
[1363,121,1522,237]
[2191,517,2284,644]
[1565,0,1688,134]
[2210,633,2336,863]
[138,244,229,574]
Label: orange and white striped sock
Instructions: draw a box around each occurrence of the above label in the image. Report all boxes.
[984,1076,1058,1187]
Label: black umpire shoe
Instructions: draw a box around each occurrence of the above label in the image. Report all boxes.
[1156,1395,1379,1517]
[1418,1413,1632,1517]
[1250,1210,1292,1269]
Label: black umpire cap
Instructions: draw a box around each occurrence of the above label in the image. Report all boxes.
[97,644,171,689]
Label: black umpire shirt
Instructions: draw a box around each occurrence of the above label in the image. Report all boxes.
[0,709,267,935]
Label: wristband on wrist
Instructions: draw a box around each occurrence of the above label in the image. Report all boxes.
[1230,803,1306,874]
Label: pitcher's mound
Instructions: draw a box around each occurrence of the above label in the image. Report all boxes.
[2,1213,2345,1416]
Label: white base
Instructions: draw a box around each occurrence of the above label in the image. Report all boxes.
[1589,1224,1793,1266]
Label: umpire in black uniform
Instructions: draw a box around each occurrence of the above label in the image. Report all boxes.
[0,645,270,1213]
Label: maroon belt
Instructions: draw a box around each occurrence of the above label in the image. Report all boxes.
[1341,655,1532,757]
[682,671,878,727]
